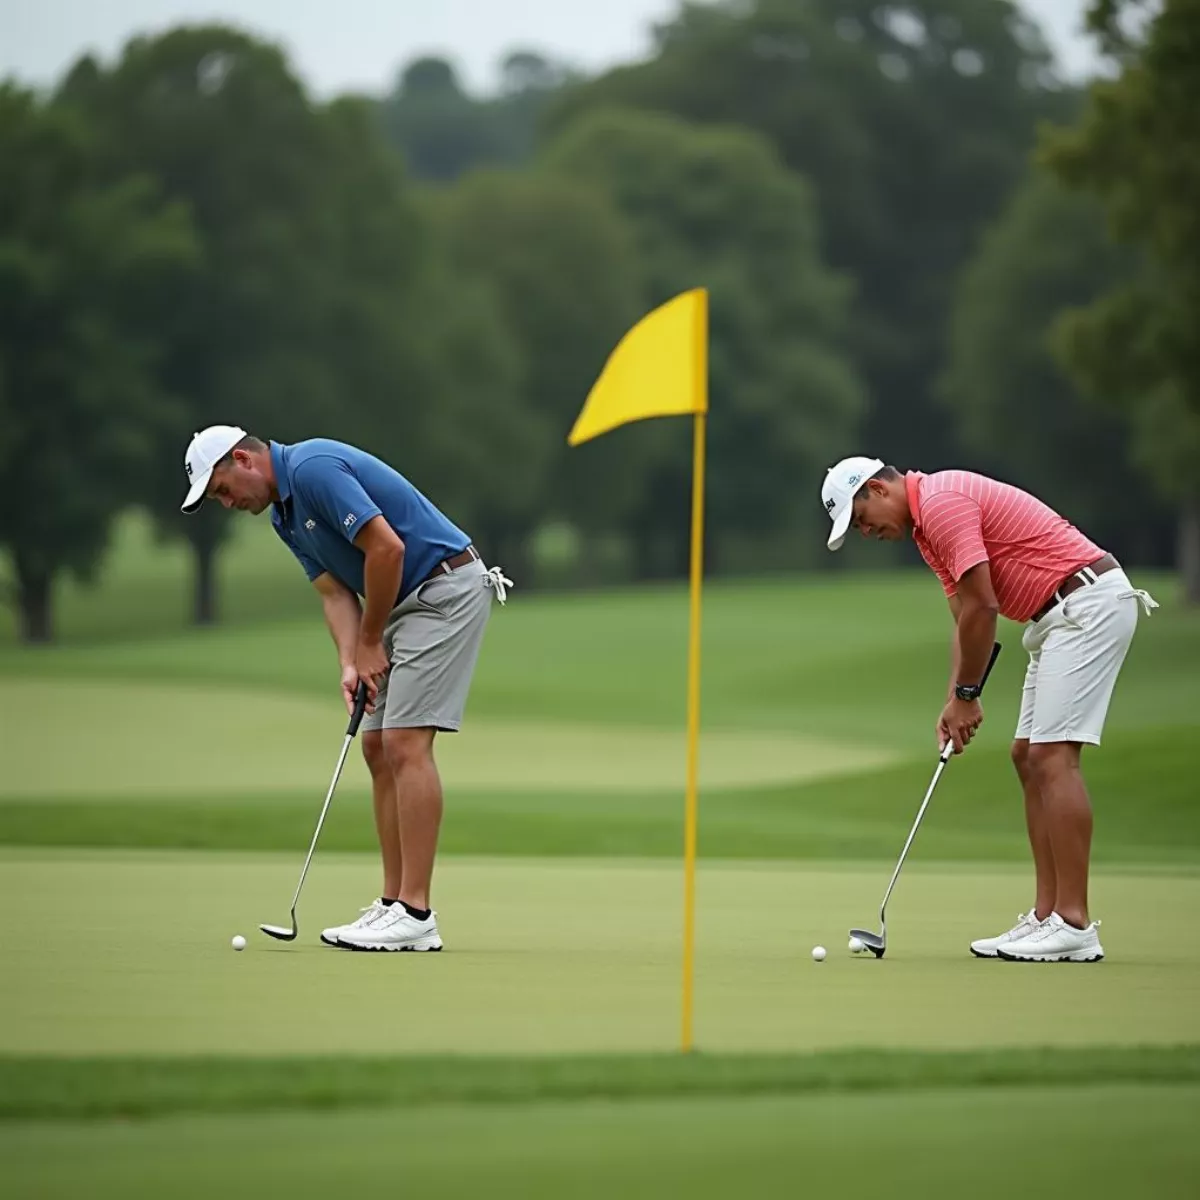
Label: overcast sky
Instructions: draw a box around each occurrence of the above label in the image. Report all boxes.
[1,0,1109,98]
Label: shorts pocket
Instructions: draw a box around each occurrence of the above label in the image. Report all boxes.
[1059,594,1086,631]
[413,577,451,618]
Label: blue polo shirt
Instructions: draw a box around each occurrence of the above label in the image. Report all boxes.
[269,439,471,602]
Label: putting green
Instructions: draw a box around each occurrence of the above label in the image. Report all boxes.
[3,848,1197,1056]
[0,679,895,797]
[5,1086,1199,1199]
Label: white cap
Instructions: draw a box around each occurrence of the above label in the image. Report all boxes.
[181,424,248,513]
[821,455,885,550]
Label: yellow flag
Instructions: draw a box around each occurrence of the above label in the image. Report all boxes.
[567,288,708,446]
[568,285,710,1055]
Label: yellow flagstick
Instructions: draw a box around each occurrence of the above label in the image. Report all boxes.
[681,406,706,1054]
[564,286,709,1054]
[681,286,708,1054]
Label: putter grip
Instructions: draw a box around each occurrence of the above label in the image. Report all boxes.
[939,642,1002,762]
[980,641,1002,691]
[347,680,369,737]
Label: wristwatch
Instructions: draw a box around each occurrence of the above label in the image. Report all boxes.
[955,683,982,702]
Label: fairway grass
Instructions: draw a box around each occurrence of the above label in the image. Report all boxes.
[2,723,1197,865]
[5,1044,1200,1121]
[0,679,897,796]
[4,850,1198,1058]
[5,1085,1200,1199]
[2,530,1199,1194]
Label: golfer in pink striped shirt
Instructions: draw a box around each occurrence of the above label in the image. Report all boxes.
[822,457,1158,963]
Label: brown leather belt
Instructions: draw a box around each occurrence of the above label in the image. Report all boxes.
[421,544,479,586]
[1030,553,1119,622]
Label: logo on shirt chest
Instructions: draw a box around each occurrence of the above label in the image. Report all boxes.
[304,519,316,531]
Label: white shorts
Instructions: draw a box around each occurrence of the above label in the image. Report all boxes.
[1015,568,1157,746]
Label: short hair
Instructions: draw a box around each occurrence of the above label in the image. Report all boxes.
[215,434,267,469]
[854,465,900,501]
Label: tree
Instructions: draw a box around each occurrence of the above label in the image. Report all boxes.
[0,84,198,642]
[941,170,1174,565]
[378,57,500,182]
[541,107,864,573]
[547,0,1077,473]
[490,50,583,167]
[433,168,646,568]
[377,51,578,183]
[1039,0,1200,600]
[313,99,540,577]
[57,26,359,623]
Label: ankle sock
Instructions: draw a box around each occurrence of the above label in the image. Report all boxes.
[401,901,431,921]
[380,897,397,907]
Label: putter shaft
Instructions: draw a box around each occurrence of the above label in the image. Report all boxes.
[260,683,369,941]
[850,643,1001,954]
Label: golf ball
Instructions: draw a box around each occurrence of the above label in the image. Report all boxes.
[231,934,246,952]
[848,936,866,954]
[811,945,826,962]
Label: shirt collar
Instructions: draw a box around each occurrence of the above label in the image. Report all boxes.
[904,470,926,536]
[270,441,293,506]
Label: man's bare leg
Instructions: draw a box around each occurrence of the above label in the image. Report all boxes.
[1027,741,1091,928]
[362,731,403,900]
[1011,739,1057,920]
[382,727,441,912]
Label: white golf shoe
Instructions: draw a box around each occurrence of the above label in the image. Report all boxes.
[337,904,443,952]
[969,910,1046,959]
[320,898,388,947]
[997,911,1104,962]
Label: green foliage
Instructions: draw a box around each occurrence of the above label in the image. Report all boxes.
[0,83,198,641]
[2,6,1193,638]
[940,171,1171,559]
[433,167,646,554]
[1040,0,1200,420]
[377,51,576,181]
[548,0,1077,469]
[541,107,864,568]
[300,95,536,562]
[1036,0,1200,598]
[53,28,360,620]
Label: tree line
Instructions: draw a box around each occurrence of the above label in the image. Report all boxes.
[2,0,1197,642]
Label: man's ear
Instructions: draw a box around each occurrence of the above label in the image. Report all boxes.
[868,477,887,498]
[232,448,253,469]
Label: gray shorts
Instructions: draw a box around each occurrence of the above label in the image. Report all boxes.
[360,557,496,733]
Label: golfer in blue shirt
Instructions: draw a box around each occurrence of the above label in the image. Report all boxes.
[181,424,511,952]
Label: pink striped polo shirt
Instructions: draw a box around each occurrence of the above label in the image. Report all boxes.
[905,470,1105,622]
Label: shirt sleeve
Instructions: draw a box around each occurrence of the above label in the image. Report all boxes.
[920,491,990,587]
[272,520,325,583]
[292,455,383,545]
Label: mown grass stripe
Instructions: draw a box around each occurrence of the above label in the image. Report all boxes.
[4,1045,1199,1122]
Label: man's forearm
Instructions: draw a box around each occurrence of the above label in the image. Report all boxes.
[946,630,961,702]
[322,590,362,666]
[359,544,404,643]
[954,599,998,688]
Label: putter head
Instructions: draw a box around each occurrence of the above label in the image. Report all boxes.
[259,920,298,942]
[849,927,887,959]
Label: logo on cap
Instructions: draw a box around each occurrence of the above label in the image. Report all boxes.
[825,498,835,512]
[186,462,193,478]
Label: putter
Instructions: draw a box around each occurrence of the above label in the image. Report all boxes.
[260,681,370,942]
[850,641,1002,959]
